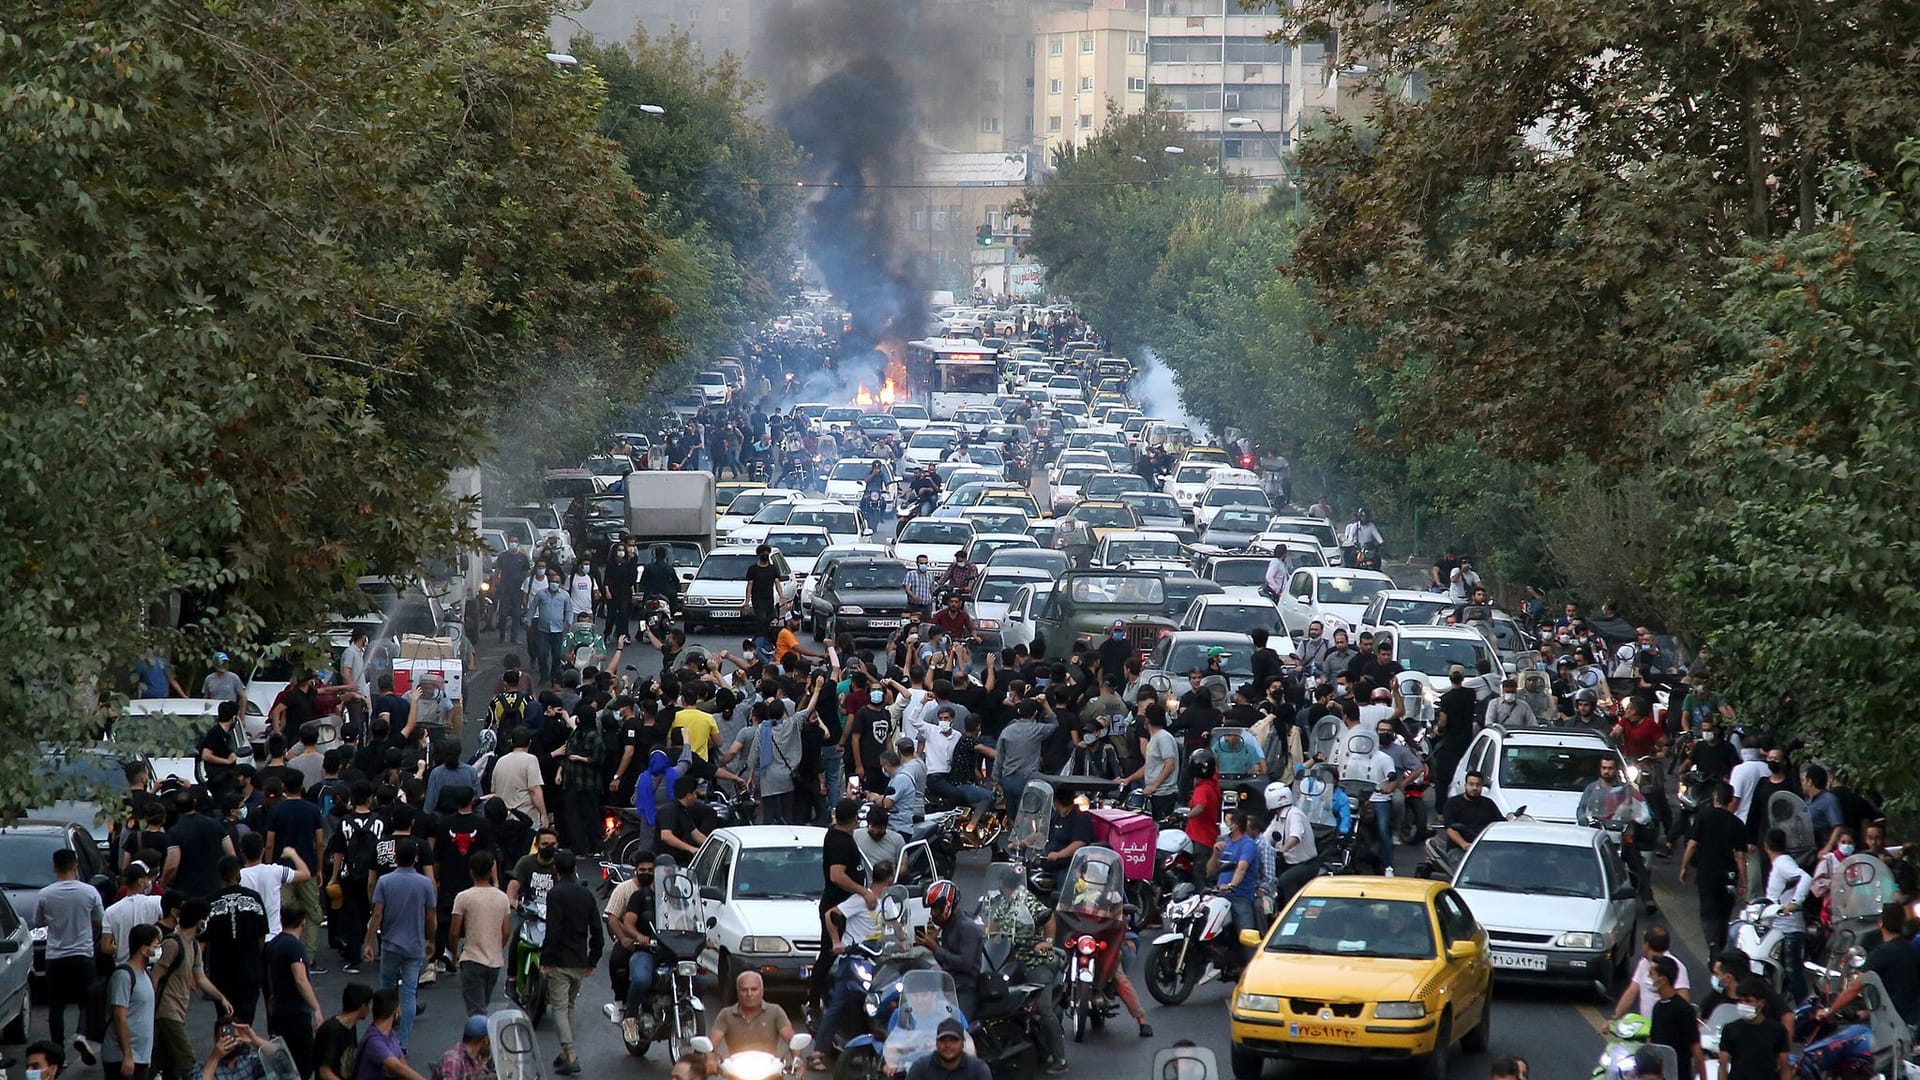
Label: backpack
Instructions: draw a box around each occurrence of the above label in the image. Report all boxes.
[489,690,530,733]
[340,813,385,880]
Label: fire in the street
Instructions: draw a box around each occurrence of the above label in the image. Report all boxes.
[852,379,898,407]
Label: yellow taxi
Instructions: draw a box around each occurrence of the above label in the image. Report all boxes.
[1228,875,1492,1080]
[1061,500,1140,542]
[976,486,1045,520]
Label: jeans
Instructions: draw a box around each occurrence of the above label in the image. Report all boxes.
[818,746,844,824]
[1229,896,1260,965]
[1021,955,1068,1064]
[459,961,500,1017]
[626,952,657,1016]
[1371,799,1394,871]
[530,629,564,684]
[759,790,794,825]
[380,952,424,1049]
[1000,775,1029,812]
[1697,871,1738,954]
[44,954,92,1045]
[548,966,589,1055]
[1779,931,1807,1003]
[929,775,993,818]
[816,954,863,1055]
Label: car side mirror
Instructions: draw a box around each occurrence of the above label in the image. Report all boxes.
[1612,884,1637,901]
[1238,929,1263,948]
[1448,940,1478,960]
[699,885,723,902]
[0,939,21,954]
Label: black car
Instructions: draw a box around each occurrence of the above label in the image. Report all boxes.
[809,557,916,642]
[0,821,112,998]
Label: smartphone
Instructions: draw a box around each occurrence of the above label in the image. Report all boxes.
[218,1021,237,1043]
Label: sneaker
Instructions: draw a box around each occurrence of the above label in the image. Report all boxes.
[556,1063,583,1077]
[72,1037,99,1067]
[419,966,437,986]
[308,962,330,975]
[342,962,362,974]
[1045,1061,1070,1075]
[1138,1023,1154,1038]
[603,1002,624,1023]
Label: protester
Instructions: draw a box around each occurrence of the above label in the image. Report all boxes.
[313,983,375,1080]
[449,850,511,1018]
[363,838,436,1050]
[542,850,603,1075]
[32,846,105,1062]
[103,923,159,1080]
[264,907,323,1077]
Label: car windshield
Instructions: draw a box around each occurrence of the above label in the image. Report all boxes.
[748,503,796,525]
[890,405,928,421]
[1276,521,1339,548]
[1071,505,1136,528]
[837,562,907,590]
[832,460,888,481]
[732,847,821,900]
[1397,635,1495,676]
[1379,596,1453,624]
[979,493,1037,513]
[909,432,955,450]
[1500,744,1619,792]
[0,833,67,889]
[1266,897,1436,960]
[970,538,1032,561]
[965,447,1005,466]
[696,554,760,580]
[1174,465,1215,483]
[1086,475,1149,497]
[1210,560,1268,586]
[1153,639,1252,678]
[1122,494,1180,518]
[1205,487,1268,508]
[1106,538,1183,562]
[788,510,858,534]
[727,493,783,518]
[1065,575,1166,605]
[1314,576,1389,606]
[1457,840,1605,899]
[767,532,832,558]
[898,521,973,545]
[965,512,1028,533]
[1196,604,1279,634]
[823,408,861,423]
[1059,467,1101,488]
[977,574,1044,603]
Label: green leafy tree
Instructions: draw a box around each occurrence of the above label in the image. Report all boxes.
[0,0,672,804]
[1668,148,1920,804]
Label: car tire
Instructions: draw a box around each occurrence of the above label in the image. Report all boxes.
[1463,998,1492,1053]
[1420,1014,1451,1080]
[1228,1044,1264,1080]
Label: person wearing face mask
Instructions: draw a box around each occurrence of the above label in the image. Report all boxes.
[1679,782,1748,953]
[24,1041,65,1080]
[1715,977,1790,1080]
[506,828,561,909]
[744,545,785,631]
[566,557,600,621]
[603,542,639,640]
[1701,953,1793,1031]
[1681,716,1738,782]
[924,705,993,826]
[1482,677,1537,728]
[1294,620,1331,674]
[526,571,576,687]
[603,849,657,1040]
[103,922,160,1080]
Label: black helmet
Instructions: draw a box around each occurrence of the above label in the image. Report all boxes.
[1187,748,1216,780]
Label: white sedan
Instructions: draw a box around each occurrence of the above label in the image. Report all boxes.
[891,518,975,572]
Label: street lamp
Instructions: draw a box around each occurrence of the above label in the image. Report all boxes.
[1225,116,1297,210]
[637,103,666,115]
[545,52,579,67]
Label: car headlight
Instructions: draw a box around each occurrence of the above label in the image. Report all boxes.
[1235,993,1280,1013]
[1557,930,1610,950]
[738,936,792,954]
[1373,1001,1428,1020]
[685,595,709,607]
[837,606,865,615]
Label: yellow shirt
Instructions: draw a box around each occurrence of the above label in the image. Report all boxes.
[671,707,719,760]
[775,628,801,664]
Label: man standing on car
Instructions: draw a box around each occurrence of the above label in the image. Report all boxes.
[745,544,785,634]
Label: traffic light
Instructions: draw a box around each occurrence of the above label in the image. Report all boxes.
[976,223,994,247]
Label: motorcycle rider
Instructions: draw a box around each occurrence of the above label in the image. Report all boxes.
[1042,786,1095,870]
[1611,697,1672,849]
[1424,770,1504,877]
[1580,757,1653,905]
[1183,749,1222,877]
[1206,811,1260,972]
[979,868,1069,1075]
[1339,508,1383,567]
[1294,620,1331,674]
[933,550,980,602]
[640,545,681,616]
[1484,677,1538,728]
[1262,783,1318,910]
[917,881,983,1015]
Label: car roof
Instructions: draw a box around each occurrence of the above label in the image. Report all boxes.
[1298,566,1393,581]
[971,533,1036,544]
[766,526,832,538]
[1375,588,1445,600]
[714,825,829,850]
[1103,531,1181,542]
[1392,624,1490,643]
[1296,875,1446,903]
[1472,821,1602,849]
[981,564,1053,579]
[821,543,889,556]
[1,821,82,839]
[1489,725,1615,749]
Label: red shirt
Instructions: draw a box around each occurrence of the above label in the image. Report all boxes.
[1616,714,1663,759]
[931,607,973,641]
[1185,777,1222,849]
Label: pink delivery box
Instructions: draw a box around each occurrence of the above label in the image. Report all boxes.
[1091,807,1156,881]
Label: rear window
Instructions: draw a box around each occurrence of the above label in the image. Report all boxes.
[898,520,974,545]
[727,493,783,518]
[910,432,955,449]
[1069,504,1136,528]
[1209,560,1268,586]
[836,562,907,590]
[976,574,1044,603]
[767,532,831,558]
[831,460,889,481]
[1065,576,1166,605]
[788,510,858,534]
[696,554,759,580]
[1205,487,1268,508]
[1085,475,1149,497]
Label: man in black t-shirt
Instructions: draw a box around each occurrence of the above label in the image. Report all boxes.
[744,545,784,629]
[1645,955,1703,1080]
[849,693,894,789]
[164,789,234,899]
[1717,977,1789,1080]
[203,855,270,1024]
[656,776,709,861]
[813,800,870,1012]
[1428,667,1478,805]
[312,982,373,1080]
[1679,781,1748,953]
[1826,903,1920,1029]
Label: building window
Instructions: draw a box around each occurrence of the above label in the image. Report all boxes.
[1223,138,1243,158]
[1047,115,1062,133]
[1081,34,1095,54]
[1024,115,1034,132]
[1078,113,1092,129]
[1048,78,1062,94]
[1025,76,1035,89]
[1079,75,1094,92]
[1127,76,1146,92]
[1049,37,1063,57]
[1224,37,1288,64]
[911,210,927,231]
[982,116,1001,133]
[932,209,948,231]
[1027,40,1036,58]
[1129,34,1147,55]
[1149,41,1224,64]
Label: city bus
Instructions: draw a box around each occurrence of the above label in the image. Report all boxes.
[906,337,999,419]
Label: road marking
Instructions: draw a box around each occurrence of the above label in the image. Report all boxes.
[1576,1002,1611,1032]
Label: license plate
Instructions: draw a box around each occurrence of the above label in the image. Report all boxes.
[869,619,900,628]
[1489,950,1547,971]
[1288,1023,1359,1042]
[711,610,740,618]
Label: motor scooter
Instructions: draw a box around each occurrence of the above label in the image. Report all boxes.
[506,896,548,1025]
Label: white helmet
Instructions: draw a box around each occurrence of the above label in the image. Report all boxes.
[1615,644,1636,664]
[1265,782,1293,811]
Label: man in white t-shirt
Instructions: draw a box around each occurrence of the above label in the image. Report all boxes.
[1727,747,1770,821]
[1264,786,1319,908]
[238,833,310,937]
[102,860,164,963]
[1358,688,1397,728]
[1364,741,1402,876]
[1614,925,1691,1019]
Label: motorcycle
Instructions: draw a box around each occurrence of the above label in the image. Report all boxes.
[475,579,498,632]
[1577,778,1654,908]
[1672,766,1708,847]
[1727,899,1789,996]
[976,863,1060,1070]
[690,1034,815,1080]
[1789,959,1913,1080]
[623,853,708,1059]
[1144,883,1239,1005]
[506,896,549,1025]
[1821,853,1899,967]
[1054,846,1128,1042]
[1769,790,1818,868]
[642,593,677,640]
[1589,1013,1675,1079]
[1003,780,1058,900]
[830,897,941,1080]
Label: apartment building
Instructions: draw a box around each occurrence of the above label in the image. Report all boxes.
[1032,5,1150,159]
